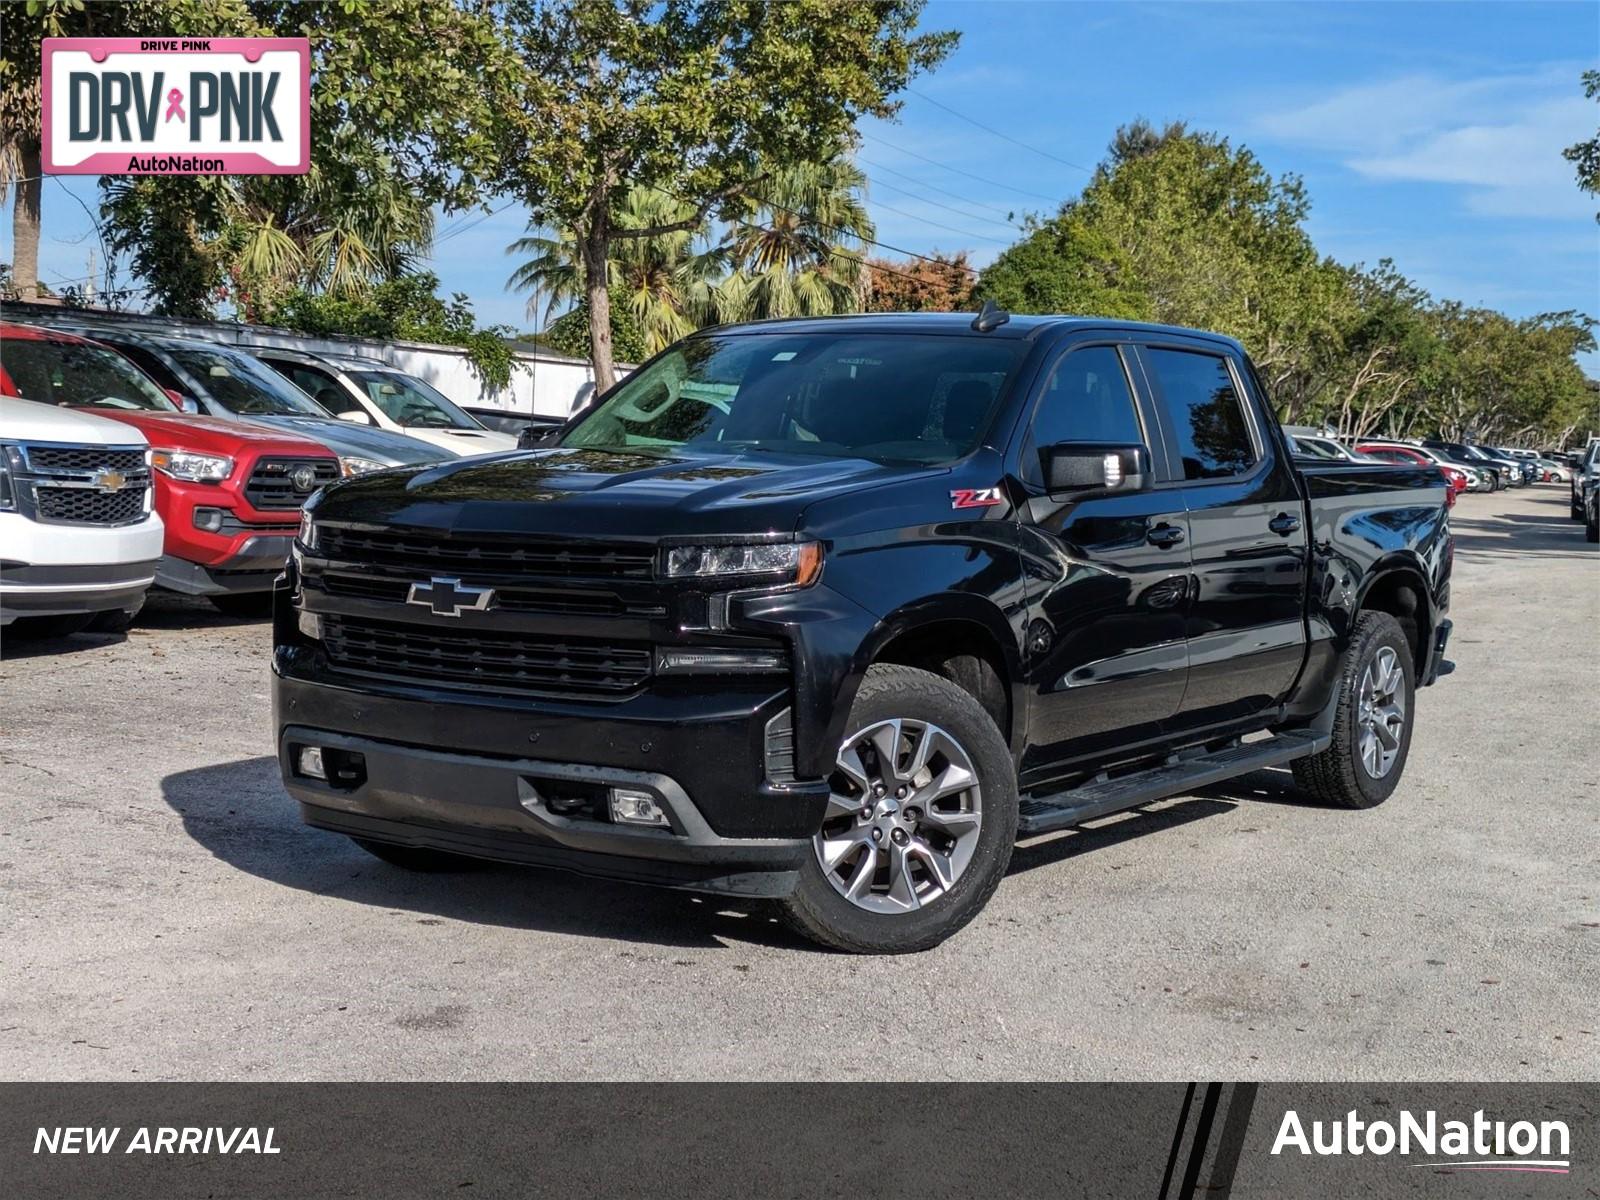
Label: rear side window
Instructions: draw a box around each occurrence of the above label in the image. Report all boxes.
[1029,345,1143,451]
[1144,348,1257,480]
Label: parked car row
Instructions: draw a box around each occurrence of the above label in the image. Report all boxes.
[1286,429,1588,498]
[0,318,518,635]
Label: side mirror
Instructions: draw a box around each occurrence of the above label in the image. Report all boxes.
[1041,442,1150,495]
[336,410,374,426]
[165,389,200,414]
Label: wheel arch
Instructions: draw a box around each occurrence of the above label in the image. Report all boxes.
[844,594,1022,757]
[1355,561,1433,679]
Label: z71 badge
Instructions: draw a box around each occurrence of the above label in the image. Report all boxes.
[949,487,1004,510]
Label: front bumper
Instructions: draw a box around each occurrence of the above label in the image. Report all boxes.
[157,533,294,594]
[279,726,810,897]
[0,558,159,621]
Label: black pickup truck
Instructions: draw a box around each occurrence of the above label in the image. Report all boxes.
[273,311,1453,953]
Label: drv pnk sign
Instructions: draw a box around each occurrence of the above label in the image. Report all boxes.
[42,38,309,175]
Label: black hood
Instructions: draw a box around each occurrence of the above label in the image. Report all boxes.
[308,446,942,539]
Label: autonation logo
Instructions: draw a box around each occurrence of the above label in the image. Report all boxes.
[1272,1108,1571,1175]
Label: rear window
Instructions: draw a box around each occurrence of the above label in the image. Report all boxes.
[0,336,175,412]
[563,333,1028,465]
[1143,347,1258,480]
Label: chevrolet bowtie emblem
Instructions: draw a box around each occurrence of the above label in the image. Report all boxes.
[406,576,496,618]
[92,468,127,492]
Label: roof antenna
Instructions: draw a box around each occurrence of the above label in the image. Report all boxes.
[971,298,1010,333]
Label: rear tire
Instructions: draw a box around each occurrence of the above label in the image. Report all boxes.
[1292,611,1415,810]
[351,837,480,872]
[1586,503,1598,543]
[777,663,1018,954]
[208,592,274,618]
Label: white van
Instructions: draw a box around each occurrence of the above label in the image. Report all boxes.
[0,397,166,636]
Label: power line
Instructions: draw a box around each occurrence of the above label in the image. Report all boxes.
[906,86,1094,174]
[735,187,984,275]
[866,175,1022,234]
[867,196,1016,246]
[859,154,1020,223]
[863,131,1063,204]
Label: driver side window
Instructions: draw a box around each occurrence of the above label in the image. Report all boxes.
[1024,345,1144,485]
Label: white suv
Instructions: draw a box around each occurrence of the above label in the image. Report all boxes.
[1,397,165,636]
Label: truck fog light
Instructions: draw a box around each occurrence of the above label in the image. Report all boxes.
[609,787,670,828]
[192,506,226,532]
[298,746,327,780]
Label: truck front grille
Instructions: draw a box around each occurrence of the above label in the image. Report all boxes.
[34,485,146,525]
[321,614,652,697]
[25,446,146,474]
[9,441,151,527]
[245,457,340,510]
[318,527,656,581]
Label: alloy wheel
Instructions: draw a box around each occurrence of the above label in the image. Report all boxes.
[813,718,983,914]
[1356,646,1407,779]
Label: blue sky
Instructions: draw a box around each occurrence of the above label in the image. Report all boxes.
[12,1,1598,370]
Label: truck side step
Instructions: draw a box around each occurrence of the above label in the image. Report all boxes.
[1016,730,1331,836]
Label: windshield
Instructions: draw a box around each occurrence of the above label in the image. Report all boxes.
[168,347,328,417]
[348,370,481,429]
[0,336,177,412]
[562,333,1028,465]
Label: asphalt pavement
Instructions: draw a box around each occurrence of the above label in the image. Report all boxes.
[2,485,1595,1081]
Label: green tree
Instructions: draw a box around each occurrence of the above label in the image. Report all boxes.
[1564,69,1600,222]
[489,0,955,392]
[508,186,724,358]
[708,157,876,321]
[539,288,651,366]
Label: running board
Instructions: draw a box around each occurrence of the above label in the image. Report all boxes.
[1016,730,1330,836]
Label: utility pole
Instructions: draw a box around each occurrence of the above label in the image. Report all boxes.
[85,247,96,306]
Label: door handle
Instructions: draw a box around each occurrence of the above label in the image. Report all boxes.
[1146,523,1186,548]
[1268,512,1301,536]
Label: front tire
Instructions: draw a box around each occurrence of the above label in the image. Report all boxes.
[1292,611,1416,810]
[778,664,1018,954]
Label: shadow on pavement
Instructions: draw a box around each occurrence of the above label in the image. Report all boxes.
[1449,490,1593,559]
[160,755,814,952]
[0,627,128,661]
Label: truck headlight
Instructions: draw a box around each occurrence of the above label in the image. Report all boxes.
[151,449,234,482]
[297,509,318,551]
[662,541,822,585]
[339,455,386,477]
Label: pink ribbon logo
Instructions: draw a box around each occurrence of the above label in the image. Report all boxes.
[164,88,185,123]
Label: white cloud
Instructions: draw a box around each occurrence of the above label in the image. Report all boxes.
[1257,63,1597,221]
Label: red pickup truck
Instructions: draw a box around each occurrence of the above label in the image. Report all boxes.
[1,323,339,615]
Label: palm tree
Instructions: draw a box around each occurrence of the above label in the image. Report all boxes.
[711,157,875,321]
[508,186,723,356]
